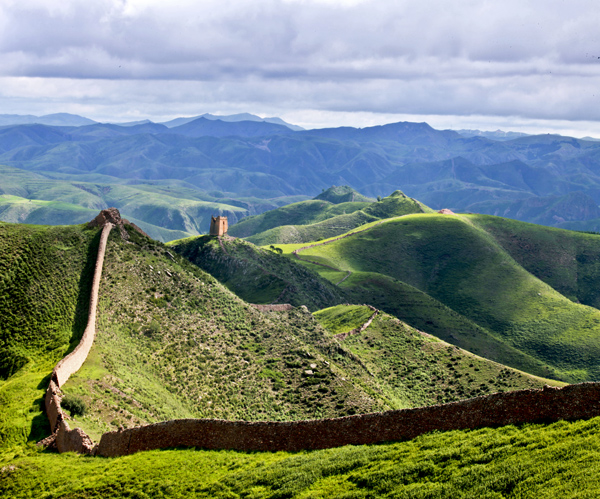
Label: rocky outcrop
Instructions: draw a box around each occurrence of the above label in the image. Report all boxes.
[88,207,149,240]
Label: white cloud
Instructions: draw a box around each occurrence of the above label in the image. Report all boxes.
[0,0,599,132]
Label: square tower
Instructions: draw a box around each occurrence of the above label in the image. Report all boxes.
[209,216,228,236]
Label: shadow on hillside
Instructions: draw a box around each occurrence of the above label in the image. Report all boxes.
[66,229,102,356]
[28,396,51,444]
[28,230,102,446]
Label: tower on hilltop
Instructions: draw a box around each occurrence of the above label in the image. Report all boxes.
[209,216,228,236]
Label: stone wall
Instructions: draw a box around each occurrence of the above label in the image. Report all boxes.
[96,383,600,457]
[42,222,113,454]
[51,223,113,387]
[250,304,294,312]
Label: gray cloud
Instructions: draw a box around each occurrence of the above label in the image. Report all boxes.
[0,0,600,128]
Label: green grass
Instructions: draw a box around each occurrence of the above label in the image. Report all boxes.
[236,190,430,245]
[314,306,555,409]
[314,305,374,335]
[0,215,599,496]
[471,214,600,309]
[0,164,304,242]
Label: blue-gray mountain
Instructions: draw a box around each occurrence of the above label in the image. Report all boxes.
[2,117,600,239]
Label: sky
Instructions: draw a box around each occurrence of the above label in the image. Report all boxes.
[1,0,600,136]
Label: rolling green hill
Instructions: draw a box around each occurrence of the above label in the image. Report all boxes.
[276,213,600,382]
[238,190,432,245]
[0,164,306,242]
[228,185,373,238]
[168,235,348,310]
[1,217,553,446]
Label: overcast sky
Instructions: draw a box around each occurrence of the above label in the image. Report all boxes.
[1,0,600,135]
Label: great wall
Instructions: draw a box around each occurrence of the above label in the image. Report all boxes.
[41,208,600,458]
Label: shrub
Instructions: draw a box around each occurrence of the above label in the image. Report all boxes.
[62,394,87,417]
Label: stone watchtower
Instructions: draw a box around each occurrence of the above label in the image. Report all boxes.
[209,216,228,236]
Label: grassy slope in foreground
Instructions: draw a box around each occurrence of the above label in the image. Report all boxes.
[68,231,549,441]
[0,221,99,448]
[3,417,600,498]
[168,235,348,311]
[292,213,600,382]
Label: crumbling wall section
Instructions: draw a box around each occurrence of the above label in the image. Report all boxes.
[96,383,600,457]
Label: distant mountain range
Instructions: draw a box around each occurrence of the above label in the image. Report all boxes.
[1,115,600,238]
[0,112,303,130]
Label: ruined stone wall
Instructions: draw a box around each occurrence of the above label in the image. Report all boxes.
[334,305,378,340]
[43,222,113,454]
[51,223,113,387]
[250,304,294,312]
[96,383,600,457]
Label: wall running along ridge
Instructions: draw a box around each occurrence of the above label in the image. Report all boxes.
[334,305,379,340]
[42,222,113,454]
[39,211,600,458]
[250,304,294,312]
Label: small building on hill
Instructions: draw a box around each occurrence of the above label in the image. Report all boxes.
[210,216,228,236]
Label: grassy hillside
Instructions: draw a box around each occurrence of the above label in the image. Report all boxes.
[168,235,348,310]
[471,215,600,309]
[228,185,374,239]
[1,217,554,447]
[0,194,193,242]
[0,221,99,447]
[281,213,600,382]
[314,305,552,408]
[0,164,306,242]
[243,190,432,245]
[0,217,597,496]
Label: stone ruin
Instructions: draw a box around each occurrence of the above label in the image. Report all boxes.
[88,207,149,240]
[210,215,228,236]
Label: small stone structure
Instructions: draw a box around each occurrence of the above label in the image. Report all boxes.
[209,216,228,236]
[438,208,456,215]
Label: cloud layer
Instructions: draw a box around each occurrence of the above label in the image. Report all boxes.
[1,0,600,130]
